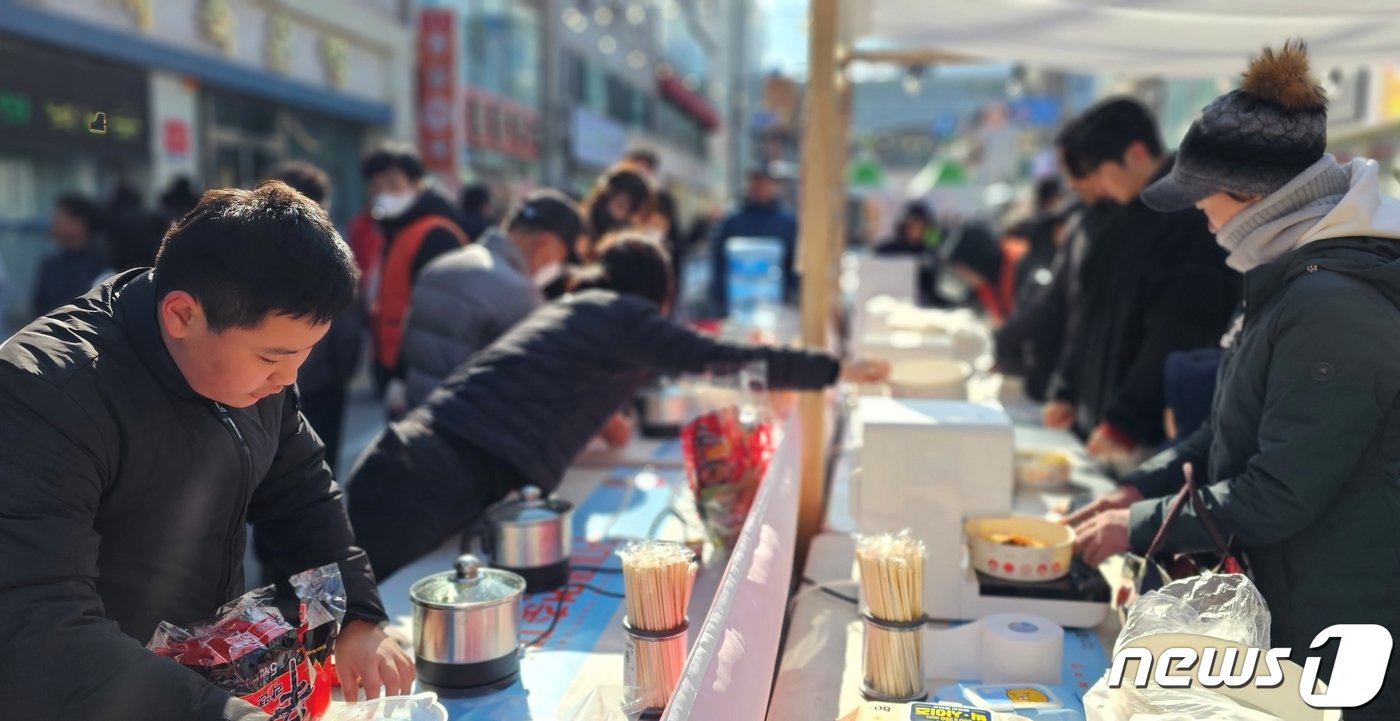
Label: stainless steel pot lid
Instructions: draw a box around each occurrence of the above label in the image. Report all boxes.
[409,554,526,610]
[487,486,573,525]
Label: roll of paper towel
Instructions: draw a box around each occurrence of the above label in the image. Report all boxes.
[922,614,1064,685]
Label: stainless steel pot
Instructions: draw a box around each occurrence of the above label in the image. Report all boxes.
[484,486,573,592]
[410,554,525,689]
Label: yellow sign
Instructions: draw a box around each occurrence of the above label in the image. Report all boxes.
[1384,66,1400,121]
[1006,687,1049,704]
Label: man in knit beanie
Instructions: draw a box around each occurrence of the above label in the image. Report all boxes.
[1070,40,1400,718]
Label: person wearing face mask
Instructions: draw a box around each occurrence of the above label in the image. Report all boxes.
[398,190,585,408]
[361,143,469,410]
[1067,41,1400,716]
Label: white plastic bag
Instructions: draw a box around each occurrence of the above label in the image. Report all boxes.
[1083,574,1280,721]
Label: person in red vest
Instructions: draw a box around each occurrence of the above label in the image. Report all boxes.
[347,195,385,298]
[947,222,1023,325]
[361,142,468,415]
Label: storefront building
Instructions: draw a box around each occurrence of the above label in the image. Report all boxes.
[0,0,412,328]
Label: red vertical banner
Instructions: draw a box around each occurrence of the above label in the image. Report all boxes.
[417,9,457,175]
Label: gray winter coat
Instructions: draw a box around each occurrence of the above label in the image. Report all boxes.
[400,230,541,407]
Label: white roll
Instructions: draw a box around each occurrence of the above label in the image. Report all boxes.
[923,613,1064,686]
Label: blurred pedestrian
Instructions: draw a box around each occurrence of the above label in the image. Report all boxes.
[159,176,200,221]
[99,212,170,281]
[400,190,584,408]
[347,191,385,298]
[653,190,688,304]
[709,166,798,316]
[458,183,493,243]
[105,183,144,223]
[946,221,1019,324]
[267,161,365,469]
[623,147,660,178]
[33,194,106,318]
[361,142,468,415]
[581,165,654,260]
[875,201,940,305]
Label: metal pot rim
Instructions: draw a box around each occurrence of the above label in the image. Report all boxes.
[487,498,575,527]
[409,570,526,612]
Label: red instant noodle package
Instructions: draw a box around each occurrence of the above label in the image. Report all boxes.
[148,563,347,721]
[681,405,775,551]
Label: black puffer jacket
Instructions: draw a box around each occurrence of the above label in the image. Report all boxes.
[423,289,840,492]
[0,270,385,721]
[1125,237,1400,704]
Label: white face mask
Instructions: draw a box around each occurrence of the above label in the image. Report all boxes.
[532,261,564,289]
[373,191,416,220]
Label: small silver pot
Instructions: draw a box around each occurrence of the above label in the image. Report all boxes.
[484,486,573,592]
[637,383,691,438]
[410,554,525,689]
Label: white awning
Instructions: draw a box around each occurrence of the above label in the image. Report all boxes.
[846,1,1400,76]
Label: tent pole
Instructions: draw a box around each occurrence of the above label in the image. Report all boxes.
[795,0,840,576]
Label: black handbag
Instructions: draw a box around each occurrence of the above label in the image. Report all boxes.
[1112,463,1246,620]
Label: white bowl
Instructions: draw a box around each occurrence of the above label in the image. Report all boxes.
[331,693,449,721]
[965,516,1075,582]
[1015,449,1073,487]
[887,359,971,400]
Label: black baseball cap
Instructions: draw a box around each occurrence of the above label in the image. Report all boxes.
[506,189,586,256]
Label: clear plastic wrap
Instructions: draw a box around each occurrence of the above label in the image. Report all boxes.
[1083,574,1278,721]
[558,685,652,721]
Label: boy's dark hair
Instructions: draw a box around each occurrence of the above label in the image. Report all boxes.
[1068,97,1164,175]
[153,181,358,332]
[56,194,103,234]
[461,184,491,214]
[269,161,332,205]
[570,234,674,308]
[361,142,425,182]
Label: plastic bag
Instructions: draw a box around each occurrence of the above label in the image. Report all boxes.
[681,405,775,551]
[148,588,310,719]
[292,564,348,720]
[1082,574,1278,721]
[330,692,448,721]
[149,563,346,721]
[559,685,654,721]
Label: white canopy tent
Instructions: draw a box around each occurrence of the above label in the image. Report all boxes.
[843,1,1400,76]
[789,0,1400,567]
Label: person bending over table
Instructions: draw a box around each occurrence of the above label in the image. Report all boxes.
[0,182,411,720]
[346,234,889,580]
